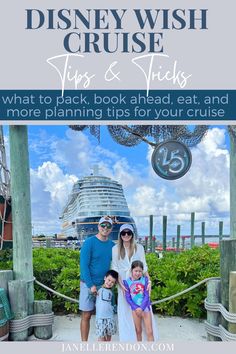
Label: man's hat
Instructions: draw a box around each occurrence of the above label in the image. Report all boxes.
[98,216,113,225]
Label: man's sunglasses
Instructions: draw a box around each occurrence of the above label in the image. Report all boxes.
[100,223,112,229]
[120,231,133,237]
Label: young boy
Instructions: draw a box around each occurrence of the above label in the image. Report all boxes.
[95,269,118,341]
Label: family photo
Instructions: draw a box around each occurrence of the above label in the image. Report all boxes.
[0,124,235,348]
[79,216,157,342]
[0,2,235,354]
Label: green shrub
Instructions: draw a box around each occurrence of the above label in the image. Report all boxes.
[0,249,13,263]
[0,248,80,314]
[0,249,13,270]
[52,266,80,313]
[0,245,220,318]
[147,245,220,318]
[33,248,80,313]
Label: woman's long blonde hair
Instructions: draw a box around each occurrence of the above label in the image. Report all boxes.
[117,230,137,260]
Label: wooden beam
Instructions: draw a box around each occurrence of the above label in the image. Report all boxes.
[9,126,34,318]
[230,133,236,239]
[190,212,195,248]
[162,215,167,251]
[229,271,236,334]
[220,240,236,312]
[207,279,221,341]
[0,270,13,293]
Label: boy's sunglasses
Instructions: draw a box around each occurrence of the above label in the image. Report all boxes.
[100,223,112,229]
[120,231,133,237]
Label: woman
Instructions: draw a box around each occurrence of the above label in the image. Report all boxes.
[111,224,157,341]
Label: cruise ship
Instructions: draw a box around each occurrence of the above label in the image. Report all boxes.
[60,171,136,241]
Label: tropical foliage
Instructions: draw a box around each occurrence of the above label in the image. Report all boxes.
[0,245,220,317]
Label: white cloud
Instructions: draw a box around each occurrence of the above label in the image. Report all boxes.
[30,161,77,234]
[16,126,230,238]
[130,127,230,236]
[51,129,97,174]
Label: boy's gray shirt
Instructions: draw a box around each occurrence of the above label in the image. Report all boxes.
[96,288,114,319]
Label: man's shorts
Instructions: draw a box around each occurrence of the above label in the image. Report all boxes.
[79,281,96,311]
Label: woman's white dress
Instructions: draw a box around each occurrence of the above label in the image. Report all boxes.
[111,243,158,341]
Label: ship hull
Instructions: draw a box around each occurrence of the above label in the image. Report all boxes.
[75,216,136,241]
[60,174,137,241]
[61,215,136,241]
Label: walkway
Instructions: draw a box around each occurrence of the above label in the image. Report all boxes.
[29,314,207,341]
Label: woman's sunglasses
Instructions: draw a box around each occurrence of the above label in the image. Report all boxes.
[120,231,133,237]
[100,223,112,229]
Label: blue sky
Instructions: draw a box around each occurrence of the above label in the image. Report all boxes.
[3,125,230,241]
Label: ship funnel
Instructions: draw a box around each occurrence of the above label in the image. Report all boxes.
[92,164,99,176]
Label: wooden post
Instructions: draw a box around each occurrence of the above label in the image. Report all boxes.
[201,222,205,245]
[0,270,13,293]
[149,215,153,253]
[207,279,221,341]
[152,236,156,253]
[177,225,180,251]
[46,238,51,248]
[228,271,236,334]
[144,237,148,252]
[162,216,167,251]
[230,132,236,239]
[181,236,185,250]
[8,280,28,341]
[219,221,223,242]
[34,300,53,339]
[9,126,34,318]
[172,237,175,248]
[220,240,236,313]
[190,212,195,248]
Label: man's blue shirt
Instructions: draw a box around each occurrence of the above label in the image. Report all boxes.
[80,236,115,288]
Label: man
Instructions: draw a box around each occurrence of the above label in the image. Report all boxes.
[79,216,115,341]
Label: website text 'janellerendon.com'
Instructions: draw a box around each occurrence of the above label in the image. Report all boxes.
[61,342,175,352]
